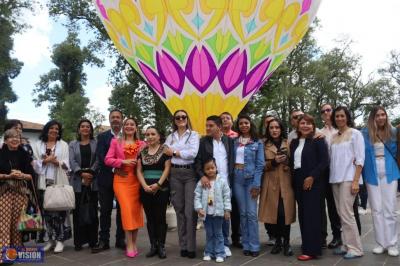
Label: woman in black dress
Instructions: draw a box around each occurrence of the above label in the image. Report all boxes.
[137,127,171,259]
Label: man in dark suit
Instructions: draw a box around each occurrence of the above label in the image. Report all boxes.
[92,109,125,253]
[195,116,235,256]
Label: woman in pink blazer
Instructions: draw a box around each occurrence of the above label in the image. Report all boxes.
[105,117,145,258]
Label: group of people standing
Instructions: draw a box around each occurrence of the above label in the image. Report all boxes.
[0,104,399,263]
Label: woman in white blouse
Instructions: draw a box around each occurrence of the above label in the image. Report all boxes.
[329,106,365,259]
[164,110,200,258]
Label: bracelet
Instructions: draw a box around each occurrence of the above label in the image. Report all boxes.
[156,182,162,187]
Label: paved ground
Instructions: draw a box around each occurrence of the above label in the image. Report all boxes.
[26,199,400,266]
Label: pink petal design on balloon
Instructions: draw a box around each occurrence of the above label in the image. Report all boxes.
[96,0,108,20]
[157,51,185,95]
[301,0,312,15]
[185,47,217,93]
[242,58,271,97]
[138,61,166,98]
[218,49,247,95]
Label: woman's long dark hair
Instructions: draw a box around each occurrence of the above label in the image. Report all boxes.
[236,114,258,141]
[264,118,287,143]
[76,118,94,140]
[39,120,63,142]
[331,106,354,129]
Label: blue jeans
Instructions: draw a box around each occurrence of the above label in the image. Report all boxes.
[204,215,225,258]
[233,169,260,252]
[222,219,230,246]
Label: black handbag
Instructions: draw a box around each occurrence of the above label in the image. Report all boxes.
[79,186,97,226]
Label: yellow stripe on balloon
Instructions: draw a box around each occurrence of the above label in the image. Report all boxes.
[165,93,248,135]
[246,0,285,43]
[108,9,133,52]
[120,0,156,45]
[200,0,229,39]
[273,2,300,52]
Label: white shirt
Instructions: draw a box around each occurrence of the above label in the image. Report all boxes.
[213,138,229,184]
[374,142,386,178]
[329,128,365,184]
[294,138,305,169]
[235,146,245,164]
[165,130,200,165]
[288,130,298,144]
[207,181,215,215]
[320,125,338,148]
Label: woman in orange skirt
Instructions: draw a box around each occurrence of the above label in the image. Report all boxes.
[105,117,145,258]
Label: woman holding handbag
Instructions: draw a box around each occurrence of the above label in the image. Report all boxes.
[0,129,35,262]
[105,117,145,258]
[362,106,400,257]
[69,119,99,252]
[32,120,71,254]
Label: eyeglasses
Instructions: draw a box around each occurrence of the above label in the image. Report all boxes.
[175,115,187,121]
[320,108,332,114]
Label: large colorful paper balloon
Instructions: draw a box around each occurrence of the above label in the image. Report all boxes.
[94,0,321,134]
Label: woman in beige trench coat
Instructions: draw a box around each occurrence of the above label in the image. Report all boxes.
[259,118,295,256]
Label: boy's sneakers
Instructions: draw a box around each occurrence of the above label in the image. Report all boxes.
[216,257,224,263]
[224,246,232,257]
[203,255,211,261]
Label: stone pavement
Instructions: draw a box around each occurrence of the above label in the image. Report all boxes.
[28,201,400,266]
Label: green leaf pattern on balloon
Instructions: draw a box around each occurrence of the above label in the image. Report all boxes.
[135,42,155,69]
[249,41,272,68]
[206,30,238,64]
[162,31,193,64]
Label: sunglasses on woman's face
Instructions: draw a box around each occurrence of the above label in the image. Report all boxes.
[320,108,332,114]
[175,115,187,121]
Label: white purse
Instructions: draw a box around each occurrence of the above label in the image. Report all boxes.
[43,166,75,211]
[43,184,75,211]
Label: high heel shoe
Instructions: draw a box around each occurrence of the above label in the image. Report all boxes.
[126,250,139,258]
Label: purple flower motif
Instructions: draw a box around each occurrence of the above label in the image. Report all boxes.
[242,58,271,97]
[138,61,166,98]
[185,47,217,93]
[96,0,108,20]
[301,0,312,15]
[218,49,247,95]
[156,51,185,95]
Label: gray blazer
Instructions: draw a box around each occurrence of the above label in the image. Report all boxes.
[69,139,99,192]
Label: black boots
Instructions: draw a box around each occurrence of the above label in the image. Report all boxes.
[271,238,293,256]
[157,243,167,259]
[271,238,282,254]
[283,239,293,256]
[146,242,158,258]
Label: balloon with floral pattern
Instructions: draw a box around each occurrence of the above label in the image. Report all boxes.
[94,0,321,134]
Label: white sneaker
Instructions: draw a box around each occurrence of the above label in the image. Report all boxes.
[224,246,232,257]
[216,257,224,263]
[54,241,64,253]
[43,240,55,252]
[203,255,211,261]
[372,246,385,254]
[388,246,399,257]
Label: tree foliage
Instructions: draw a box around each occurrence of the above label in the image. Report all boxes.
[0,0,34,132]
[247,31,399,130]
[33,31,103,140]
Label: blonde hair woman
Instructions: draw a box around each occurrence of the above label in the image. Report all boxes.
[105,118,145,258]
[362,106,400,257]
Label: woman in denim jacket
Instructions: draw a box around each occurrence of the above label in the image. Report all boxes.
[233,114,265,257]
[362,106,400,257]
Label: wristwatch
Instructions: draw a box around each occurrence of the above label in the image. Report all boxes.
[173,150,177,157]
